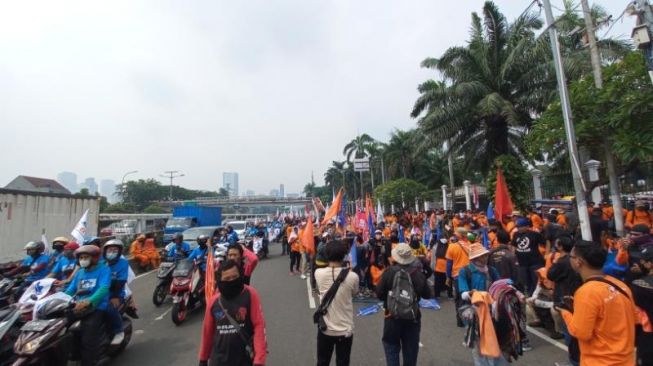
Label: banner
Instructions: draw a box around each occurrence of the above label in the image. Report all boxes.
[71,209,89,245]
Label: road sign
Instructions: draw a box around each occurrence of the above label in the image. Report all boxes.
[353,158,370,172]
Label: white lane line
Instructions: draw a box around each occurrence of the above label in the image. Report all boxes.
[135,269,157,279]
[155,306,173,321]
[526,326,568,352]
[306,276,316,309]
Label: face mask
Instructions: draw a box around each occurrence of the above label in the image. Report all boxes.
[410,240,420,249]
[217,277,244,299]
[199,242,207,249]
[106,252,118,261]
[79,258,91,268]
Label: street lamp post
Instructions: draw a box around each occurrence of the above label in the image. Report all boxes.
[121,170,138,202]
[160,171,185,201]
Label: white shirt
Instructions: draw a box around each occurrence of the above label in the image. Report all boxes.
[314,266,359,337]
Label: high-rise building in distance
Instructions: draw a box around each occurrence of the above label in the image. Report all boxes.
[279,184,285,198]
[57,171,78,193]
[223,172,239,197]
[269,189,280,197]
[100,179,117,203]
[81,177,98,195]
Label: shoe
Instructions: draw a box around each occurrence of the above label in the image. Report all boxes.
[111,332,124,346]
[549,332,564,340]
[528,321,544,328]
[125,306,139,319]
[521,340,533,352]
[300,274,307,280]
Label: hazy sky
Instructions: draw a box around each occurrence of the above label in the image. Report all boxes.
[0,0,632,195]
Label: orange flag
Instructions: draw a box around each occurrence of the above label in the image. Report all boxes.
[303,215,316,255]
[321,188,344,225]
[494,168,514,221]
[205,238,216,303]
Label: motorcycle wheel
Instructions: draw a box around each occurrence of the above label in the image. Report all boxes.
[171,303,186,326]
[152,283,168,306]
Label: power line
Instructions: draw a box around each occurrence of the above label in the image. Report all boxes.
[160,170,185,201]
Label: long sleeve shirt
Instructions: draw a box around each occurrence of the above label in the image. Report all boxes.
[560,276,636,366]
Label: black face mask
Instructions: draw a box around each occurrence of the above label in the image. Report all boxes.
[218,277,244,299]
[199,243,207,250]
[410,240,420,249]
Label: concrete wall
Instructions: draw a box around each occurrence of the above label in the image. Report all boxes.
[0,189,100,262]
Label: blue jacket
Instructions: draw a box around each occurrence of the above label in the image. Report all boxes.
[107,258,129,299]
[457,264,500,293]
[168,242,191,259]
[227,232,239,245]
[22,254,51,282]
[188,246,209,271]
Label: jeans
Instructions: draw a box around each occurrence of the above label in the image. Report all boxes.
[105,299,123,334]
[560,320,579,366]
[382,318,421,366]
[317,331,353,366]
[471,345,509,366]
[290,252,301,272]
[518,264,542,295]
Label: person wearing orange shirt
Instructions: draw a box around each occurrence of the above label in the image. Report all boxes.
[431,237,453,299]
[446,235,471,328]
[626,201,653,230]
[556,240,636,366]
[529,209,543,233]
[555,210,569,230]
[129,234,161,271]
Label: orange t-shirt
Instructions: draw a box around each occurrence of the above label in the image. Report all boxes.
[530,214,543,232]
[557,214,568,229]
[626,209,652,229]
[561,276,636,366]
[445,242,470,278]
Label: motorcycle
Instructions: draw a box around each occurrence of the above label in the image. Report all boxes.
[0,305,20,366]
[152,260,176,306]
[0,277,17,308]
[170,259,204,326]
[252,236,268,259]
[12,293,136,366]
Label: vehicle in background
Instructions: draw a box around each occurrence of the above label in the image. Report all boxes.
[163,207,222,243]
[181,226,224,250]
[224,220,248,238]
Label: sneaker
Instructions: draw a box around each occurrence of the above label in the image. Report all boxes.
[521,340,533,352]
[300,274,307,280]
[111,332,124,346]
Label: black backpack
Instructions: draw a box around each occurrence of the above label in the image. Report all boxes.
[387,267,419,320]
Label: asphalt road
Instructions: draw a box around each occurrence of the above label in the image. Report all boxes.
[115,243,570,366]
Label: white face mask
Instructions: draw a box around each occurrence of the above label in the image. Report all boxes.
[79,258,91,268]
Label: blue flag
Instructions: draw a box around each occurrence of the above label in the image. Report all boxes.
[486,201,495,221]
[338,194,347,229]
[398,225,405,243]
[481,227,489,249]
[349,239,358,268]
[367,212,375,237]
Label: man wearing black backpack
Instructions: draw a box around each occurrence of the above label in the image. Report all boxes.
[376,243,432,366]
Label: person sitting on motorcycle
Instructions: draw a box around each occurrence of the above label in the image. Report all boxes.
[65,245,112,366]
[103,239,129,346]
[167,233,191,260]
[5,241,50,296]
[188,235,211,273]
[226,243,259,286]
[226,225,239,245]
[48,241,79,283]
[48,236,70,270]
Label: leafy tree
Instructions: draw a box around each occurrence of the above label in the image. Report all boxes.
[143,204,167,214]
[103,202,137,213]
[374,179,432,212]
[527,52,653,173]
[485,155,531,209]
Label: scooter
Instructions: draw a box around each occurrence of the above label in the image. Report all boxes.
[0,305,20,366]
[170,259,204,326]
[0,278,17,308]
[12,294,135,366]
[152,260,176,306]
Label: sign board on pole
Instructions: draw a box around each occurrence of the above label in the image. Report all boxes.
[353,158,370,172]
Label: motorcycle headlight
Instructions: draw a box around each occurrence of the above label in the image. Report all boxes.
[19,333,49,355]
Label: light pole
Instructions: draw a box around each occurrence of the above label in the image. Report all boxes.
[160,171,185,201]
[121,170,138,202]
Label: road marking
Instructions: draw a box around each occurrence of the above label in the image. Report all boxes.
[135,269,157,280]
[155,306,173,321]
[306,276,316,309]
[526,326,568,352]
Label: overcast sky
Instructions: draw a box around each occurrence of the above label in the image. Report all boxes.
[0,0,632,195]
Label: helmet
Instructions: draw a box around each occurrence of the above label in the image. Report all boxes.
[197,235,209,245]
[63,242,80,251]
[84,237,102,247]
[52,236,69,245]
[172,233,183,242]
[75,245,101,264]
[24,241,45,255]
[103,239,124,252]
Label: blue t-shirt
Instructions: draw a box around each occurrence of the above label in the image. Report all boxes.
[51,256,77,280]
[227,232,239,244]
[108,258,129,299]
[21,254,51,282]
[167,242,191,259]
[188,247,209,271]
[48,250,63,271]
[66,264,111,310]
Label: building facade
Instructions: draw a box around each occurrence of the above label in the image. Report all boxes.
[222,172,239,197]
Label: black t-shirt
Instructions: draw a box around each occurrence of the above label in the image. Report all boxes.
[511,231,545,267]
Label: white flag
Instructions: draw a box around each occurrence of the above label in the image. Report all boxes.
[71,209,89,245]
[376,201,383,224]
[41,233,50,255]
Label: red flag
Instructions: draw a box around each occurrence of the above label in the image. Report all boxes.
[205,238,216,303]
[322,188,344,225]
[494,168,514,221]
[303,215,315,255]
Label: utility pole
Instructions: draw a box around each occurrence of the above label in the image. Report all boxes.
[541,0,593,241]
[160,171,185,201]
[444,140,455,210]
[635,0,653,84]
[580,0,626,236]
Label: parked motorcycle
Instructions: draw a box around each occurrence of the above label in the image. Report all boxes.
[0,277,17,308]
[170,259,204,326]
[152,260,176,306]
[0,305,20,366]
[12,293,135,366]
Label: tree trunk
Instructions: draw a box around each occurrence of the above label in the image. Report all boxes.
[605,141,625,236]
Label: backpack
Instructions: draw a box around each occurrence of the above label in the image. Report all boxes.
[387,267,419,320]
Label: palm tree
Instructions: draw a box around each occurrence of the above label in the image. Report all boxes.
[343,134,377,162]
[412,1,551,175]
[383,129,417,179]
